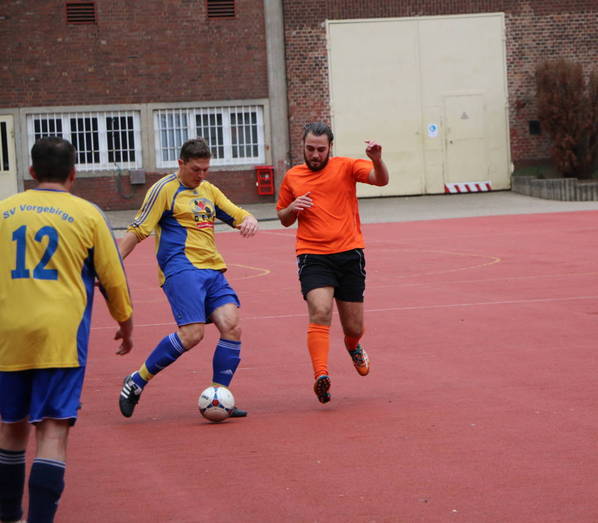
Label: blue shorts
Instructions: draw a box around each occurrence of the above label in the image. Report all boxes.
[0,367,85,425]
[163,269,240,326]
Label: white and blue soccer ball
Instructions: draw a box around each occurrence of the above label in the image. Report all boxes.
[198,386,235,422]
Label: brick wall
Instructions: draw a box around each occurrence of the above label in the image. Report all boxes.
[23,169,274,210]
[505,3,597,163]
[1,0,270,207]
[0,0,268,106]
[283,0,598,166]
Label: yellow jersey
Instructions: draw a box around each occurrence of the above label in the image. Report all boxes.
[0,189,132,371]
[127,175,250,285]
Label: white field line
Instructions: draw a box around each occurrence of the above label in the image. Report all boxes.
[91,294,598,331]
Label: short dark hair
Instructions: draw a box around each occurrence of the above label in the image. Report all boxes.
[302,122,334,144]
[180,137,212,162]
[31,137,76,182]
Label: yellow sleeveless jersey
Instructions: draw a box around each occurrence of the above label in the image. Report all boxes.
[0,189,132,371]
[127,175,250,285]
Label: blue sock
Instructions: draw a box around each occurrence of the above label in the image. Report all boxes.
[0,448,25,522]
[28,458,65,523]
[132,333,185,388]
[212,339,241,387]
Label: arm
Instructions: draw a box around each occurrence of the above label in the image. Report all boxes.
[119,231,141,259]
[211,185,258,238]
[277,192,313,227]
[120,177,170,257]
[365,140,389,187]
[92,213,134,355]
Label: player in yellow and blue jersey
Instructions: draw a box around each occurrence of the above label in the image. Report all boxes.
[0,137,134,523]
[118,137,258,419]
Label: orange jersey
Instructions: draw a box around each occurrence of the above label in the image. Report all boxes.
[277,156,373,254]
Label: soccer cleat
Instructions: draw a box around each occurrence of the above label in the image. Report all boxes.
[313,375,331,403]
[230,407,248,418]
[348,344,370,376]
[119,374,143,418]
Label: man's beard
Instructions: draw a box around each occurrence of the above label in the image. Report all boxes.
[304,151,330,172]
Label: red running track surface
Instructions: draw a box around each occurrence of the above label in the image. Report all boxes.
[42,211,598,522]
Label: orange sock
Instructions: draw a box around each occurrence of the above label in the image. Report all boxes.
[307,323,330,379]
[344,330,364,352]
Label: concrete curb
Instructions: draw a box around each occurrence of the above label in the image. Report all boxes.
[512,176,598,201]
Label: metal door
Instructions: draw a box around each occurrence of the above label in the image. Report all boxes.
[444,94,488,183]
[327,19,425,197]
[327,13,510,196]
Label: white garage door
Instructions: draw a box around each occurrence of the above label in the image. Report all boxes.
[327,13,510,197]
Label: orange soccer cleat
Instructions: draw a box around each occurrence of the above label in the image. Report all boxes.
[348,345,370,376]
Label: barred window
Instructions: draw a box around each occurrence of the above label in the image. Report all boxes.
[196,113,224,159]
[33,117,63,140]
[158,111,188,164]
[70,116,99,164]
[107,116,136,163]
[154,105,265,168]
[27,111,142,171]
[231,111,259,159]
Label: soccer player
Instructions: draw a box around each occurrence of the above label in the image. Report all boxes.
[0,137,134,523]
[117,137,258,418]
[276,122,389,403]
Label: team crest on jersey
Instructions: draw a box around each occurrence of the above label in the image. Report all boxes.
[191,198,214,229]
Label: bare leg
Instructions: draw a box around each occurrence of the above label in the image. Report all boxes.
[336,299,369,376]
[0,421,30,452]
[335,299,364,339]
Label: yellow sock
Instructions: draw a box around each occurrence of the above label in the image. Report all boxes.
[137,364,154,383]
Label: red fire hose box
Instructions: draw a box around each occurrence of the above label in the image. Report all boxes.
[255,165,274,195]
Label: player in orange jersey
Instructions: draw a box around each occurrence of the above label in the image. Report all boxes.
[276,122,389,403]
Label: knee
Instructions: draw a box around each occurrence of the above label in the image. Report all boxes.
[343,326,363,338]
[0,421,29,450]
[178,326,204,349]
[310,307,333,325]
[341,315,363,338]
[343,321,363,338]
[221,322,241,341]
[229,324,242,340]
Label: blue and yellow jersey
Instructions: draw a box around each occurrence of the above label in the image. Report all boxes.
[0,189,132,371]
[127,175,250,285]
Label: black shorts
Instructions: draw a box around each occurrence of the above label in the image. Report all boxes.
[297,248,366,302]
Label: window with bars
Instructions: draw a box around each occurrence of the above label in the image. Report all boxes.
[154,105,264,168]
[27,111,141,171]
[107,116,136,163]
[231,111,259,159]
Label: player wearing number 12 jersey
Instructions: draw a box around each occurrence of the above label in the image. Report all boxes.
[0,137,133,523]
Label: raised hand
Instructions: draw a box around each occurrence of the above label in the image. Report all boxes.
[364,140,382,162]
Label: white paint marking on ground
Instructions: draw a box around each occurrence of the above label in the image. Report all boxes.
[91,295,598,330]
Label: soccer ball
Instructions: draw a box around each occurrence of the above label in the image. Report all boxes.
[198,386,235,422]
